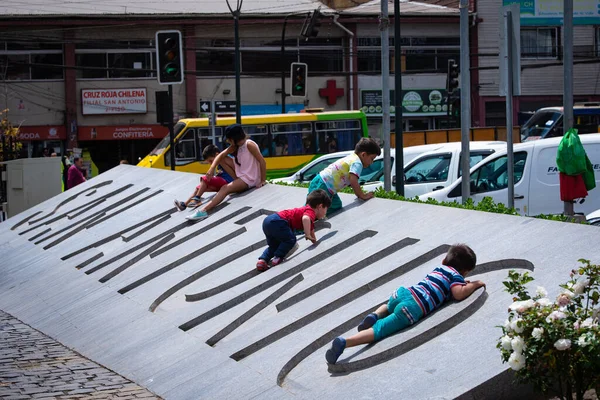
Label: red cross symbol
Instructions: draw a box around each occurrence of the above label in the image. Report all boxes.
[319,80,344,106]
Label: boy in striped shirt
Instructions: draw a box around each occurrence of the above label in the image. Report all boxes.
[325,244,485,364]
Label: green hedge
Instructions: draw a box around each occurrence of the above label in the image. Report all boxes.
[271,181,584,224]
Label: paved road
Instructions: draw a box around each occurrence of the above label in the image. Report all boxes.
[0,310,161,400]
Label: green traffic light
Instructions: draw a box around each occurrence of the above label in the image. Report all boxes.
[164,63,179,77]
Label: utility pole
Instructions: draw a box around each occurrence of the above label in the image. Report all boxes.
[380,1,391,191]
[226,0,243,124]
[460,0,471,204]
[394,0,404,196]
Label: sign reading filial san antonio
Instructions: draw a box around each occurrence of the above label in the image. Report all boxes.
[360,89,448,117]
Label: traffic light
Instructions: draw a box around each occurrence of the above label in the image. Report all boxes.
[290,62,308,97]
[447,59,459,94]
[301,9,322,39]
[155,30,184,85]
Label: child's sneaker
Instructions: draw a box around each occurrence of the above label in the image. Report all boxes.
[325,337,346,364]
[285,242,299,258]
[188,196,202,207]
[269,257,283,267]
[174,199,186,211]
[357,313,378,332]
[186,210,208,221]
[256,259,269,272]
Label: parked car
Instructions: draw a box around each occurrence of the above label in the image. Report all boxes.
[363,141,506,197]
[587,209,600,226]
[272,143,447,185]
[419,135,600,216]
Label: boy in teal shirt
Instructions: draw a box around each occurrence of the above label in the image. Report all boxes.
[307,137,381,215]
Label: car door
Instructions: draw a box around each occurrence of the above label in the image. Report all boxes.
[468,151,530,215]
[403,152,452,198]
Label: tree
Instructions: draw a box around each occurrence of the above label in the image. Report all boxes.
[0,109,22,162]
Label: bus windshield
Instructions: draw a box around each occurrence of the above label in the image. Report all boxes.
[520,110,562,141]
[149,122,186,156]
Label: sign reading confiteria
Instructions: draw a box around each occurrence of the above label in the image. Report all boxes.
[79,125,168,141]
[81,88,147,115]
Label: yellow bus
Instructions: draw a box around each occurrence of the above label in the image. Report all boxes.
[137,110,369,178]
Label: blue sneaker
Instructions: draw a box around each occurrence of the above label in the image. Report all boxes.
[325,337,346,364]
[357,313,378,332]
[186,210,208,221]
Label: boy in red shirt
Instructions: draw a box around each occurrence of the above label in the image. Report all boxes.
[256,189,331,271]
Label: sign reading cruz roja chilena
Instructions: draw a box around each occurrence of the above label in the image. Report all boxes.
[81,88,147,115]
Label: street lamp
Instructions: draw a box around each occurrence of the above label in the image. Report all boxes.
[226,0,243,123]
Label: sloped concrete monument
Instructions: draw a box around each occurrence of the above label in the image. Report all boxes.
[0,165,597,399]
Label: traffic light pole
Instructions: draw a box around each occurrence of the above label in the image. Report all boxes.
[168,84,175,171]
[281,15,292,114]
[234,12,242,124]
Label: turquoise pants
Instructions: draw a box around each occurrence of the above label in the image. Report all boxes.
[308,175,342,215]
[372,287,424,341]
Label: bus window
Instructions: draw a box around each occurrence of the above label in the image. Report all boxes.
[315,120,362,152]
[242,125,269,156]
[174,128,197,165]
[271,123,312,156]
[197,128,223,159]
[574,114,600,135]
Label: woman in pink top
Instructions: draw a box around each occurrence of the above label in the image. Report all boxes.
[188,124,266,221]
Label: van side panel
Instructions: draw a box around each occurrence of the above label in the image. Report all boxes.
[529,142,600,216]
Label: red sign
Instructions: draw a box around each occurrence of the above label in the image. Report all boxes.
[18,125,66,141]
[319,80,345,106]
[79,125,168,141]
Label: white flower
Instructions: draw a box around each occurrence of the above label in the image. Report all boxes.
[577,335,590,348]
[509,299,536,313]
[508,351,526,371]
[504,319,512,331]
[500,335,512,350]
[546,310,567,323]
[556,292,572,307]
[510,318,524,333]
[574,320,580,330]
[536,286,548,298]
[536,297,552,307]
[554,339,572,351]
[511,336,525,354]
[532,327,544,340]
[572,280,589,295]
[580,317,596,329]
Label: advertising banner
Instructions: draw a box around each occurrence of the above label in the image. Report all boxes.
[79,125,168,141]
[18,125,66,141]
[81,88,147,115]
[360,89,448,117]
[502,0,600,25]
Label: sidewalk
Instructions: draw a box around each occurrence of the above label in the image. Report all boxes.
[0,310,161,400]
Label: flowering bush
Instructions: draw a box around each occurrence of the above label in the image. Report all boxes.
[0,108,22,162]
[497,260,600,400]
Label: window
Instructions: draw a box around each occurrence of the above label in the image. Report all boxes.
[597,28,600,57]
[405,154,451,184]
[359,158,389,183]
[271,123,312,156]
[242,125,269,156]
[197,128,223,159]
[315,120,362,153]
[521,28,558,59]
[0,41,63,80]
[197,37,344,76]
[469,152,527,195]
[357,37,459,73]
[75,41,154,79]
[174,129,196,164]
[457,150,497,177]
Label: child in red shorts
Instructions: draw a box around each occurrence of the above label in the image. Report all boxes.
[256,189,331,271]
[174,144,236,211]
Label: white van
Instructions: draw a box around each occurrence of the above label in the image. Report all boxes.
[272,143,447,185]
[364,141,506,197]
[419,136,600,216]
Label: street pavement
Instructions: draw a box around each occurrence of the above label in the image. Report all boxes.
[0,310,160,400]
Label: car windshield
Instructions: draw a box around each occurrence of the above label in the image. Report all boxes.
[149,122,185,156]
[520,111,562,141]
